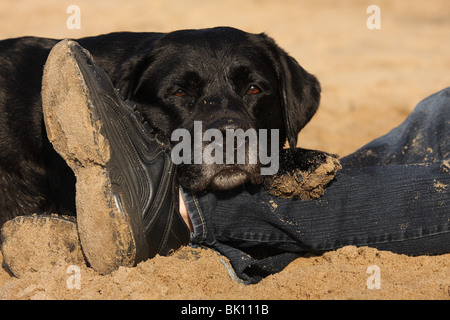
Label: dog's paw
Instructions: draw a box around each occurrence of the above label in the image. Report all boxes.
[263,148,341,200]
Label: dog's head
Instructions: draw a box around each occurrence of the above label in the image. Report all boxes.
[119,27,320,191]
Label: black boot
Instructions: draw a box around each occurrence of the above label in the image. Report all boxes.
[42,40,190,274]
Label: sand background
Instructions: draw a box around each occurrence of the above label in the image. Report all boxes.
[0,0,448,299]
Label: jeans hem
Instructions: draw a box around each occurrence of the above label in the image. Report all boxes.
[180,187,208,244]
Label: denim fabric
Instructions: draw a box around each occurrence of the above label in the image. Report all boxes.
[182,88,450,284]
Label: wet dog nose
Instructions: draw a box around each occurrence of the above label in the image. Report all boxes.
[206,118,256,165]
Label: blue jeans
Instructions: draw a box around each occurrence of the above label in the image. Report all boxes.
[181,88,450,284]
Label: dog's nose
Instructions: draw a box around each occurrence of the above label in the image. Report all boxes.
[207,118,255,164]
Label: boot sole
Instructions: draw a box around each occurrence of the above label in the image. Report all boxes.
[42,40,136,274]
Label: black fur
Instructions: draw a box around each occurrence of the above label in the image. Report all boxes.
[0,27,320,227]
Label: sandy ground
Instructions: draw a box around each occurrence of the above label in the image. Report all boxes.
[0,0,449,300]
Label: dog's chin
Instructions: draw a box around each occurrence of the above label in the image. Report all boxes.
[209,166,263,191]
[177,164,263,192]
[209,170,248,190]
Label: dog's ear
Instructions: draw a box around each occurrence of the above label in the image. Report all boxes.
[114,34,166,100]
[261,34,321,148]
[116,49,155,100]
[279,52,321,148]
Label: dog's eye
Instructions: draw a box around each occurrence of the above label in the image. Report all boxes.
[174,89,187,97]
[247,85,261,95]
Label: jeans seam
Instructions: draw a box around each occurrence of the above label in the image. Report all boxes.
[192,194,206,240]
[364,228,449,245]
[215,233,298,244]
[318,227,450,251]
[216,225,449,251]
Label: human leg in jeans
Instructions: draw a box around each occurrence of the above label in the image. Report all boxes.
[182,88,450,284]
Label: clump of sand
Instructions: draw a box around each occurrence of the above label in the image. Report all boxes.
[265,150,341,200]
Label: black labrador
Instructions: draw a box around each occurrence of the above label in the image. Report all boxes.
[0,27,333,227]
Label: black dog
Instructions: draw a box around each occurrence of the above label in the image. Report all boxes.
[0,27,324,227]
